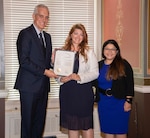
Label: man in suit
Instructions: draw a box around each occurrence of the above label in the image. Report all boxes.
[14,4,58,138]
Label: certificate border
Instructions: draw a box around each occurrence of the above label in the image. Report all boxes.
[53,50,75,76]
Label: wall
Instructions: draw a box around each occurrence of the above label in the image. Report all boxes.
[101,0,150,82]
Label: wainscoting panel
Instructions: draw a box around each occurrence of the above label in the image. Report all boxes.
[5,100,101,138]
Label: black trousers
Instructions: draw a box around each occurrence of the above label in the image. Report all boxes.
[19,90,48,138]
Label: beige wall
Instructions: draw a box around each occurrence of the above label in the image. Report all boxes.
[101,0,150,83]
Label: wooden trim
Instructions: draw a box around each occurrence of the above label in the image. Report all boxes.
[0,98,5,138]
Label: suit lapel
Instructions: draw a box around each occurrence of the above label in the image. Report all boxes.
[44,32,51,58]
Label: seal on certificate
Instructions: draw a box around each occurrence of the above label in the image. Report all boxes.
[57,68,61,73]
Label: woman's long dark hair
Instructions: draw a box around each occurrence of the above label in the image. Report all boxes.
[102,39,126,80]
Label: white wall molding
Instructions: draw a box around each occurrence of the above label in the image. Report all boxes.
[134,85,150,93]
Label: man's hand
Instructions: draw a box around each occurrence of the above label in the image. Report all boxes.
[44,69,58,78]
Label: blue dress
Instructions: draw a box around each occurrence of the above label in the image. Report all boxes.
[59,52,94,130]
[97,64,130,134]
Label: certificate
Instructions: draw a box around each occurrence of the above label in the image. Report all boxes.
[54,50,76,76]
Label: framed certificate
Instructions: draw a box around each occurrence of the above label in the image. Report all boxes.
[54,50,76,76]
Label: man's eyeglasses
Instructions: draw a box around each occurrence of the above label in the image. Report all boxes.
[37,14,49,20]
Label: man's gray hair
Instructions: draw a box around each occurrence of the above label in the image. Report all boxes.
[33,4,49,14]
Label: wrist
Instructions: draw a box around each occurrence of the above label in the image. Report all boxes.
[126,97,133,104]
[44,69,47,75]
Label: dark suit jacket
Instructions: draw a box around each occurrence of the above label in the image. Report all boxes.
[14,24,52,93]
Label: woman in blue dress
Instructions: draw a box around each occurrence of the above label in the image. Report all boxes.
[94,39,134,138]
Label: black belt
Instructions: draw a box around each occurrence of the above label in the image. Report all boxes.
[98,87,113,96]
